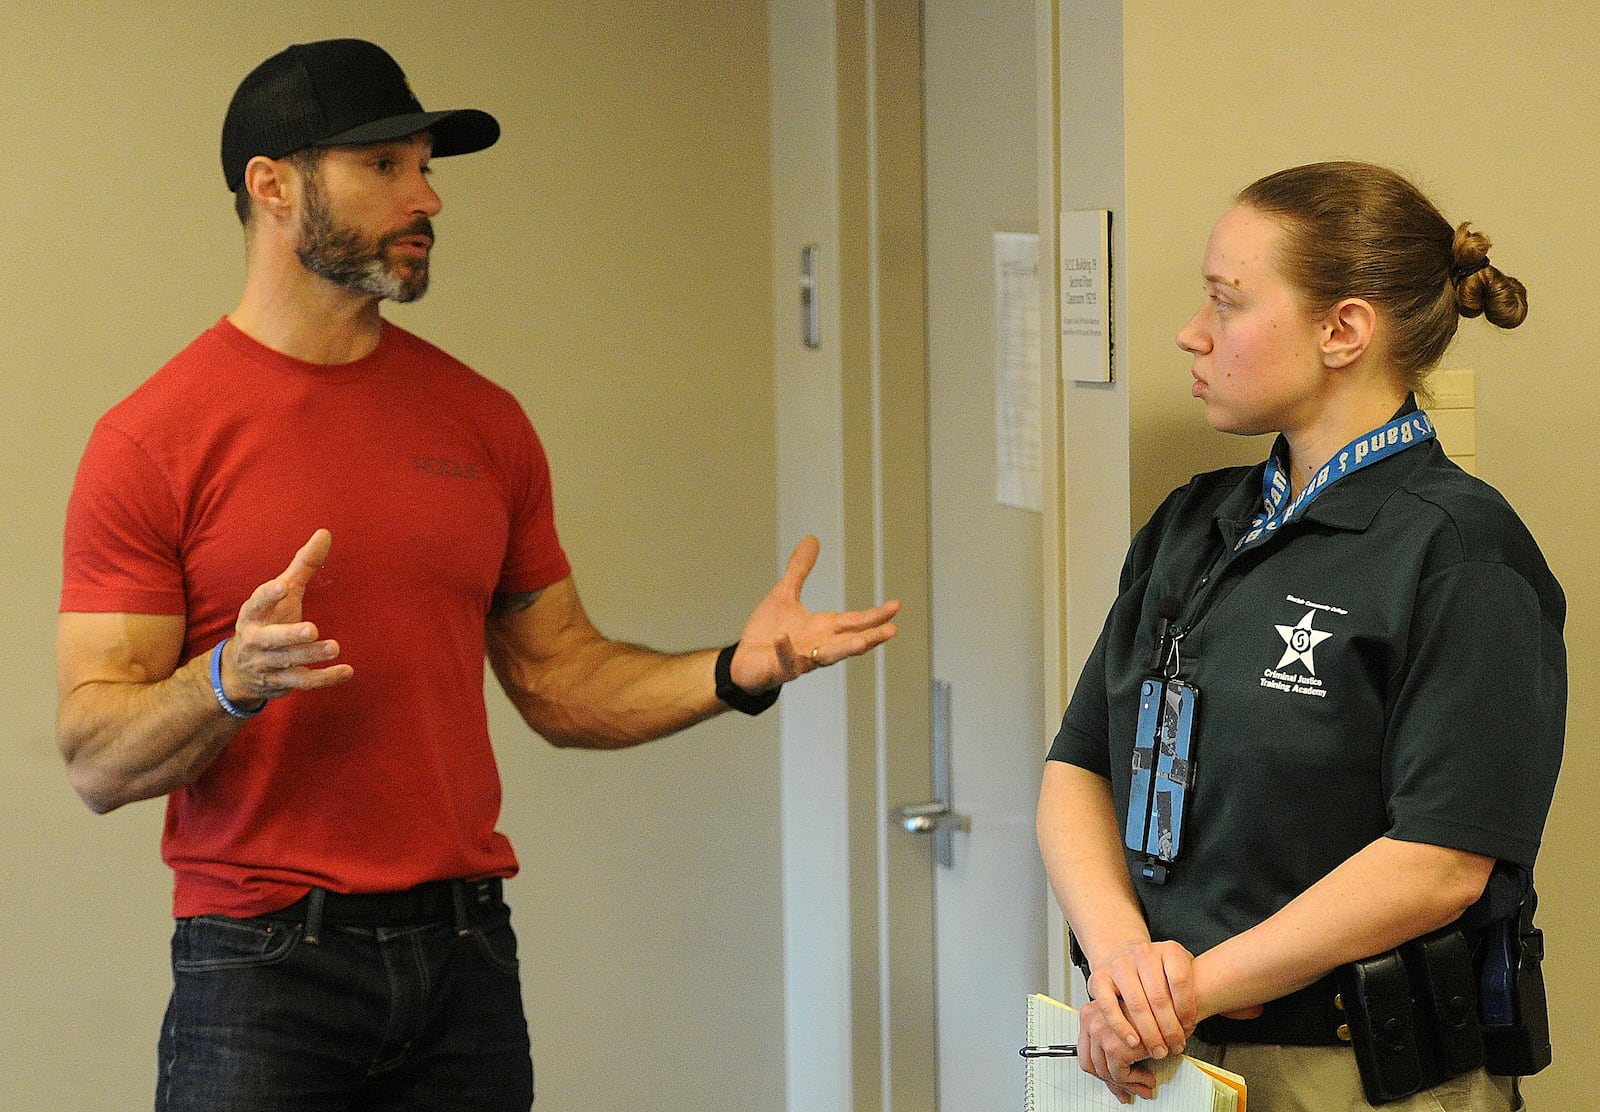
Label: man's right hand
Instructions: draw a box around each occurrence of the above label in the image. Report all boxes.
[221,529,353,707]
[57,529,353,812]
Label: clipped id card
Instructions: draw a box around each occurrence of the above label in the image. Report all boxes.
[1124,678,1200,883]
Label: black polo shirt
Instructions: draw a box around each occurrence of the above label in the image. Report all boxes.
[1049,437,1566,956]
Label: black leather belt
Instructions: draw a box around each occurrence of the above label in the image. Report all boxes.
[1195,971,1349,1047]
[272,877,505,929]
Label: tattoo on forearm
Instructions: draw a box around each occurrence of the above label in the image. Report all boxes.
[490,589,543,616]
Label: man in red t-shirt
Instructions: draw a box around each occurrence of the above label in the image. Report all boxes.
[56,39,899,1112]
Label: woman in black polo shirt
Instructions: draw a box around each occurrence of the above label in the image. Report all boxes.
[1038,162,1564,1111]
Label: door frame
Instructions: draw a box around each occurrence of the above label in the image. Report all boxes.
[771,0,936,1108]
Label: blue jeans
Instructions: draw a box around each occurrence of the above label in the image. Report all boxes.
[155,883,534,1111]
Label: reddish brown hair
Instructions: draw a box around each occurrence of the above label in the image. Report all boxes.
[1238,162,1527,391]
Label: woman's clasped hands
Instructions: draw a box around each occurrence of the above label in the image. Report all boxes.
[1076,940,1199,1104]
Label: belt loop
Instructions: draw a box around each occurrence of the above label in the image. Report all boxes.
[451,880,471,936]
[304,887,326,946]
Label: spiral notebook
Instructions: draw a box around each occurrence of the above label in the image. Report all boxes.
[1024,994,1246,1111]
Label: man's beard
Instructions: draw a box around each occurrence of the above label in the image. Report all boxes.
[296,178,433,303]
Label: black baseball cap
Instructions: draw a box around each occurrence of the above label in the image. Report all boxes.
[221,38,500,191]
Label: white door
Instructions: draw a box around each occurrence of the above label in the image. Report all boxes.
[772,2,1047,1106]
[923,0,1049,1107]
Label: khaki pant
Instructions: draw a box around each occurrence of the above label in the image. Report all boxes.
[1185,1037,1523,1112]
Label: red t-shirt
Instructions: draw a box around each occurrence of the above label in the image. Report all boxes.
[61,318,571,917]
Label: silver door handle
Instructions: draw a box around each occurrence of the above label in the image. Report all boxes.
[892,802,972,835]
[888,681,970,866]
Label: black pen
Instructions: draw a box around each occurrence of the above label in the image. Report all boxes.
[1019,1044,1079,1058]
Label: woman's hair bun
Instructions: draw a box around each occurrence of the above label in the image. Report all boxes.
[1453,223,1528,329]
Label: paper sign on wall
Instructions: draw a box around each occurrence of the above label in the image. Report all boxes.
[994,231,1041,512]
[1059,209,1113,383]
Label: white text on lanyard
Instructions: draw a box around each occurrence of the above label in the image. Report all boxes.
[1235,412,1437,554]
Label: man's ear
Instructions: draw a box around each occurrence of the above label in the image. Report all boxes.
[242,156,295,220]
[1320,297,1377,369]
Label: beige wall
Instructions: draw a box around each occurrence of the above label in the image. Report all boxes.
[1058,1,1596,1102]
[3,3,781,1108]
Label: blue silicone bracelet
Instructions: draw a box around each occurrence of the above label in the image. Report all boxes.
[210,638,264,720]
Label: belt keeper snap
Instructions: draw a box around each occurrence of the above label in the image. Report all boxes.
[303,887,326,945]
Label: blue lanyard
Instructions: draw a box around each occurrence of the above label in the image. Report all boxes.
[1234,411,1436,554]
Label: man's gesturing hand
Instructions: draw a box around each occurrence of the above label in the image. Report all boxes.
[730,535,900,691]
[219,529,354,708]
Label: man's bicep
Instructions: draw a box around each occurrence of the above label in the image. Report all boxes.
[56,611,188,697]
[486,576,609,719]
[488,587,546,618]
[486,577,610,676]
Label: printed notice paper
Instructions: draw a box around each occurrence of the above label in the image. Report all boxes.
[1025,994,1246,1111]
[994,231,1042,511]
[1058,209,1112,383]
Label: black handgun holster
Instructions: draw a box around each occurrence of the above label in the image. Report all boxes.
[1479,894,1553,1077]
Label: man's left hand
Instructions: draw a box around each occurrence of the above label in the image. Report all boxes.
[729,535,900,691]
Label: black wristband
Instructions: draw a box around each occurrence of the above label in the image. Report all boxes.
[714,642,780,716]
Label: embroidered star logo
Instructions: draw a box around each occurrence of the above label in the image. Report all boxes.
[1275,610,1333,674]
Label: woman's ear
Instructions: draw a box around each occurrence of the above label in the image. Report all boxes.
[1319,297,1377,369]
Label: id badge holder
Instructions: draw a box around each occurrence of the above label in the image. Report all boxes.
[1124,678,1200,884]
[1124,680,1164,853]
